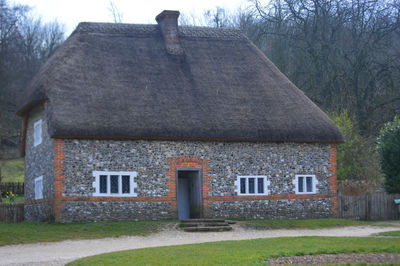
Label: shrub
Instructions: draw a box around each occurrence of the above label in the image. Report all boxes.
[376,115,400,194]
[331,110,382,182]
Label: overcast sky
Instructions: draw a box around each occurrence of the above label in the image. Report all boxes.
[13,0,249,35]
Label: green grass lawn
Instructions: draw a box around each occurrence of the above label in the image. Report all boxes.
[0,158,24,182]
[377,231,400,237]
[0,218,395,247]
[239,218,375,230]
[0,220,175,246]
[68,236,400,265]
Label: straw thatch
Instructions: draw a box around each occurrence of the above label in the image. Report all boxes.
[17,22,343,143]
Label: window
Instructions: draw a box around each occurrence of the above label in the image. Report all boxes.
[235,176,270,195]
[33,119,42,146]
[93,171,137,197]
[34,176,43,200]
[294,175,318,194]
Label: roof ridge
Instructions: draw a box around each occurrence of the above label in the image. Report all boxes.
[74,22,245,39]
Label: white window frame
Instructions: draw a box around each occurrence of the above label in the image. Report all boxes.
[293,174,318,194]
[34,176,43,200]
[92,171,138,197]
[235,176,270,195]
[33,119,42,146]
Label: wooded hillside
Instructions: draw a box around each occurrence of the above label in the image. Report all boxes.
[192,0,400,137]
[0,0,64,158]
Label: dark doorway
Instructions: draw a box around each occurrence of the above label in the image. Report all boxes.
[177,170,202,220]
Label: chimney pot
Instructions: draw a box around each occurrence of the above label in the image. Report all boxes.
[156,10,183,55]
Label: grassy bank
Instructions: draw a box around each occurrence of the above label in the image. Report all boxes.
[68,236,400,265]
[0,220,175,246]
[0,158,24,182]
[377,231,400,237]
[239,218,375,230]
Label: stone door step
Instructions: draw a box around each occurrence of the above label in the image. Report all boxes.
[180,219,234,232]
[183,226,232,232]
[180,222,229,227]
[180,218,226,223]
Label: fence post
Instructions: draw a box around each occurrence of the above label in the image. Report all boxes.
[0,168,2,202]
[0,182,25,196]
[365,192,372,220]
[338,192,342,218]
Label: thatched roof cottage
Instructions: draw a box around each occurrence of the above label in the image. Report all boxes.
[18,10,343,222]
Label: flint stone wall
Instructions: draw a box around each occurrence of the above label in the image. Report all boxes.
[25,105,54,221]
[25,201,53,222]
[62,201,172,222]
[207,198,333,219]
[59,139,334,221]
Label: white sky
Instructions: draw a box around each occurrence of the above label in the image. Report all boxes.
[13,0,250,35]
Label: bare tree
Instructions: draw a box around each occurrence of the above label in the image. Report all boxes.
[249,0,400,135]
[0,0,65,157]
[108,1,123,23]
[204,7,238,28]
[179,12,207,26]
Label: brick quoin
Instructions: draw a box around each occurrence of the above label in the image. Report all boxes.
[328,144,339,216]
[54,138,66,222]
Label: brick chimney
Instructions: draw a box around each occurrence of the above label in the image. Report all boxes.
[156,10,183,55]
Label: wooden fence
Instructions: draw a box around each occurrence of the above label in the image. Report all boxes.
[339,192,400,220]
[0,182,24,197]
[0,203,24,222]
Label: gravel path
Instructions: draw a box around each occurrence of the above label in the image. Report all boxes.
[0,224,399,266]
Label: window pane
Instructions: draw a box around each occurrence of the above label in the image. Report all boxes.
[34,121,42,146]
[240,178,246,194]
[34,125,39,139]
[298,176,304,192]
[122,175,130,193]
[35,180,42,199]
[111,175,119,193]
[249,178,255,193]
[38,181,42,198]
[100,175,107,193]
[306,176,313,192]
[257,178,264,194]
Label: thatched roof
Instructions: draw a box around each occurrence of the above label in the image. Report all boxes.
[17,15,343,143]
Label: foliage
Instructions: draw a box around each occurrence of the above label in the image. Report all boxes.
[0,220,175,246]
[68,237,400,265]
[1,195,24,204]
[376,116,400,194]
[337,180,382,196]
[331,110,382,181]
[240,218,373,230]
[4,191,15,203]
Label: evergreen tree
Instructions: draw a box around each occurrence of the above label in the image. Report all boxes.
[377,116,400,193]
